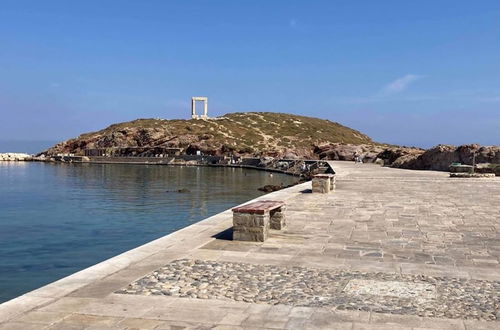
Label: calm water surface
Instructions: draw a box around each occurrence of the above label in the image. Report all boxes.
[0,162,296,303]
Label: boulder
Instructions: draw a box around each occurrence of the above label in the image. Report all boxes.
[390,144,500,172]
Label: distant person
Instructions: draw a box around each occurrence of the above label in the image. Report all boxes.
[354,152,359,164]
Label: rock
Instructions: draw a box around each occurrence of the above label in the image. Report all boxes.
[375,147,425,165]
[0,153,32,161]
[165,188,191,193]
[389,144,500,172]
[314,143,407,163]
[258,184,283,193]
[258,181,300,193]
[314,143,366,161]
[312,143,499,175]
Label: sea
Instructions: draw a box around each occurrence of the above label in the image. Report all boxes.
[0,162,296,303]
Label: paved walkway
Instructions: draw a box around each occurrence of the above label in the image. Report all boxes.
[0,162,498,329]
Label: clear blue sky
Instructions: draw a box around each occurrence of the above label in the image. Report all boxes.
[1,1,499,148]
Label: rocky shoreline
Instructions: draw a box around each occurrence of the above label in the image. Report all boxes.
[37,143,500,176]
[315,143,500,174]
[36,112,498,175]
[5,144,500,177]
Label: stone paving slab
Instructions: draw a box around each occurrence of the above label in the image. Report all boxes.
[0,161,499,329]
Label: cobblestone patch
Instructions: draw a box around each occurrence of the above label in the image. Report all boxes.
[116,259,499,321]
[343,279,436,303]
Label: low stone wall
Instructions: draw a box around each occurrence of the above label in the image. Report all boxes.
[86,155,222,165]
[449,172,496,178]
[42,154,314,178]
[88,156,173,164]
[449,164,473,173]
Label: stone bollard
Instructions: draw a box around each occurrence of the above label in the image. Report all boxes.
[312,174,335,193]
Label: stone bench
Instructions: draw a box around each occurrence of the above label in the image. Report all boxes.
[232,200,286,242]
[312,174,336,193]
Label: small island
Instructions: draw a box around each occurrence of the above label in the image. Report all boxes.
[33,111,498,176]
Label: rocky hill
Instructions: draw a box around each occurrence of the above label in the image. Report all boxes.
[42,112,377,158]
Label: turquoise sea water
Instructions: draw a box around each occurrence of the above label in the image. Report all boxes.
[0,162,296,303]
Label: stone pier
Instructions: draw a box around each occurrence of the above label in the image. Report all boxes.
[0,162,498,329]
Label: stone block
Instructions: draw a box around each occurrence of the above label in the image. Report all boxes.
[233,226,268,242]
[233,213,269,227]
[330,175,336,191]
[233,211,270,242]
[312,178,330,193]
[312,174,335,193]
[270,207,286,230]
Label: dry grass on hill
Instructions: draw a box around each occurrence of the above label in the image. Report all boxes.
[47,112,376,157]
